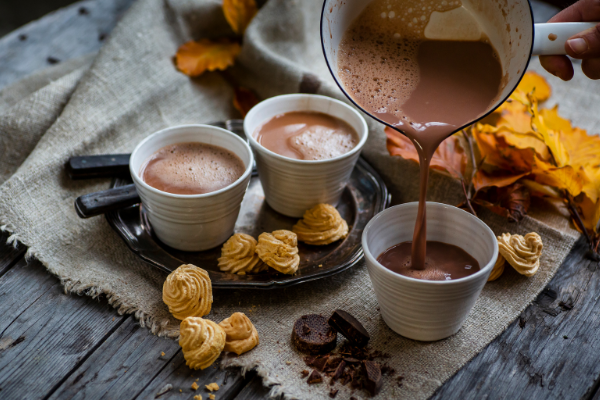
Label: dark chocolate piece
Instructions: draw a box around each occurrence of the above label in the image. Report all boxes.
[307,370,323,384]
[363,360,382,396]
[331,360,347,383]
[292,314,337,354]
[312,355,329,371]
[329,389,339,398]
[301,370,309,378]
[328,309,370,347]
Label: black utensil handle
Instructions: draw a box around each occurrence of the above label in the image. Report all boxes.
[75,184,140,218]
[67,154,131,179]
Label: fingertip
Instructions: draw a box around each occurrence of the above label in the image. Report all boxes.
[539,55,574,81]
[582,58,600,79]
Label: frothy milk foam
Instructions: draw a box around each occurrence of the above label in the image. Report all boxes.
[140,142,245,195]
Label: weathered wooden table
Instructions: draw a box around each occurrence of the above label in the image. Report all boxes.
[2,1,600,399]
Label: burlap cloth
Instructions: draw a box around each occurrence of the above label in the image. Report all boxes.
[0,0,596,398]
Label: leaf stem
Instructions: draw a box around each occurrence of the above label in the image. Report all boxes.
[565,191,595,252]
[461,179,477,217]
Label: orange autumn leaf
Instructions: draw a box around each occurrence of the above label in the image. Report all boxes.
[532,161,587,198]
[385,127,467,179]
[472,171,529,192]
[233,87,259,117]
[473,124,535,173]
[516,71,551,102]
[175,39,241,77]
[223,0,257,34]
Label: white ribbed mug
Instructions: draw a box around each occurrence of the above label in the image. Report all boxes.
[244,94,368,217]
[130,125,254,251]
[362,202,498,341]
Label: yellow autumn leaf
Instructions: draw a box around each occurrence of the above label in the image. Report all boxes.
[528,94,569,167]
[532,160,587,198]
[223,0,257,34]
[570,193,600,232]
[175,39,241,77]
[516,71,551,102]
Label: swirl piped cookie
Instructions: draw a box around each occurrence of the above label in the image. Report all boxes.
[219,312,259,355]
[218,233,266,275]
[163,264,212,320]
[256,230,300,274]
[498,232,543,277]
[179,317,226,370]
[293,204,349,245]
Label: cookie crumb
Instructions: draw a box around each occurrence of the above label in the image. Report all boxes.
[194,395,202,400]
[209,395,215,400]
[161,352,165,357]
[205,383,219,391]
[191,382,199,390]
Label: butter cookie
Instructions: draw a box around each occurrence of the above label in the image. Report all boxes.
[293,203,349,245]
[163,264,212,320]
[179,317,226,370]
[487,254,506,281]
[219,312,259,355]
[256,230,300,274]
[218,233,266,275]
[497,232,543,277]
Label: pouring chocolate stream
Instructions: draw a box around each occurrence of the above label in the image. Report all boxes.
[337,0,503,271]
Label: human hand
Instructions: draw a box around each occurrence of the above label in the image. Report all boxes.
[539,0,600,80]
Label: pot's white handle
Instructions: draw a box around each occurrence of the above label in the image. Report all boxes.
[533,22,598,55]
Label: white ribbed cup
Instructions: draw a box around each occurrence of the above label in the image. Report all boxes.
[362,202,498,341]
[130,125,253,251]
[244,94,368,217]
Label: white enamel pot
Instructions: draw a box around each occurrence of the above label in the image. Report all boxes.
[321,0,597,133]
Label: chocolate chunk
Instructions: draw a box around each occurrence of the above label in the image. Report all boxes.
[329,388,339,398]
[328,309,370,347]
[363,360,382,396]
[292,314,337,354]
[331,360,347,382]
[312,355,330,371]
[301,370,309,378]
[307,370,323,384]
[324,356,342,372]
[343,357,360,364]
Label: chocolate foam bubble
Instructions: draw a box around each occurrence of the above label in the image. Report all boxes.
[140,142,245,195]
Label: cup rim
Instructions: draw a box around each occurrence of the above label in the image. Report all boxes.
[129,124,254,199]
[244,93,369,165]
[362,202,499,285]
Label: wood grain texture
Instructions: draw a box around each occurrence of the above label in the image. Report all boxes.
[0,258,126,400]
[0,231,25,277]
[0,0,133,90]
[48,316,180,400]
[236,375,279,400]
[133,350,251,400]
[431,237,600,400]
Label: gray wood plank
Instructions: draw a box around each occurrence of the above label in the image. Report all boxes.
[236,375,279,400]
[132,351,252,400]
[47,317,182,400]
[0,258,126,400]
[0,0,134,90]
[0,258,56,334]
[431,237,600,400]
[0,231,25,277]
